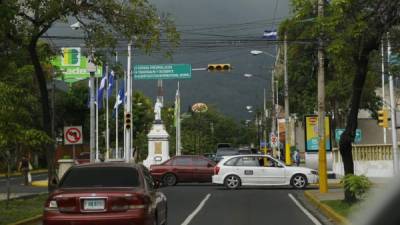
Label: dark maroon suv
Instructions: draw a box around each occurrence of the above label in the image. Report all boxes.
[149,155,216,186]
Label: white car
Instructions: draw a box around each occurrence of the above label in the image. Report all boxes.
[212,154,318,189]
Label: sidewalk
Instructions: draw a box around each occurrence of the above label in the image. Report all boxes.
[0,169,48,179]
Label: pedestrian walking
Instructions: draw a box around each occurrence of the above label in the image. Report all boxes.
[293,149,301,166]
[19,156,30,185]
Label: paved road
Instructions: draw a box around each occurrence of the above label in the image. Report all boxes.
[31,183,333,225]
[0,173,48,194]
[162,184,325,225]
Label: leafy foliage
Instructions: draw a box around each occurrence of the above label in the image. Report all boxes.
[341,174,372,200]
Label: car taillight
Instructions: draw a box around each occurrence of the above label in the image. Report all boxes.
[44,198,58,211]
[111,194,148,211]
[214,166,220,175]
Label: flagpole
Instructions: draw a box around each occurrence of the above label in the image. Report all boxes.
[123,71,126,160]
[115,52,119,159]
[95,77,99,162]
[105,65,110,161]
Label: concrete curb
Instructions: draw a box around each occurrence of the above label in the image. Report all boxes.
[31,180,48,187]
[7,214,42,225]
[304,191,351,225]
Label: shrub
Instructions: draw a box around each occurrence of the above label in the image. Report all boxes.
[341,174,372,200]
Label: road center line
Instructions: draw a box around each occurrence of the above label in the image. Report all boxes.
[288,193,322,225]
[181,193,211,225]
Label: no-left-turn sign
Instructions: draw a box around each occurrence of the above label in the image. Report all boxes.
[64,126,83,145]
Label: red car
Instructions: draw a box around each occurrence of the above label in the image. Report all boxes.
[150,155,216,186]
[43,163,167,225]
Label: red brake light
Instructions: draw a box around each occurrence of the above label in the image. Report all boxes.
[214,166,220,175]
[111,193,148,211]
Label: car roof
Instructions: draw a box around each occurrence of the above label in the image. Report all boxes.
[219,154,272,162]
[71,162,140,169]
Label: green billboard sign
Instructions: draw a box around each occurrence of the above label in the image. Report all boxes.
[51,48,102,83]
[133,64,192,80]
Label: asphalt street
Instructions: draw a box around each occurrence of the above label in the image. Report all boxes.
[162,184,324,225]
[17,182,333,225]
[0,173,48,194]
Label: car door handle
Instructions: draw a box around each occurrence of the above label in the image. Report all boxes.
[244,170,253,175]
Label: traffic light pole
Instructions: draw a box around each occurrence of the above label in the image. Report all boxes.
[387,34,399,174]
[125,41,133,163]
[283,33,292,166]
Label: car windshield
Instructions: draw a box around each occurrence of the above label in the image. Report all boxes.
[59,167,140,188]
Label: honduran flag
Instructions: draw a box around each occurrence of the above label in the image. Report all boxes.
[263,30,278,40]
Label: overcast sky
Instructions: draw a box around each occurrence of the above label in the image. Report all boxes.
[49,0,290,120]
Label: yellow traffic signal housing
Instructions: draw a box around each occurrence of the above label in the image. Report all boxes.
[378,109,389,128]
[125,113,132,129]
[207,64,231,71]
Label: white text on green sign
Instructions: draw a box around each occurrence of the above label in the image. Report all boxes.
[134,64,192,80]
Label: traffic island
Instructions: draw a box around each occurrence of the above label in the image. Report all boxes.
[304,190,351,225]
[0,194,46,225]
[31,180,48,188]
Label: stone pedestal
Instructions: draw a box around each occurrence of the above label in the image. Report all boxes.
[143,121,170,168]
[57,159,74,179]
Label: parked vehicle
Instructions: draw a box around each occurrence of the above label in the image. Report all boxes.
[212,155,318,189]
[214,148,239,162]
[150,155,216,186]
[43,163,167,225]
[75,152,90,164]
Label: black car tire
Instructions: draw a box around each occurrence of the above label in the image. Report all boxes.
[224,175,241,189]
[162,173,177,186]
[290,174,307,189]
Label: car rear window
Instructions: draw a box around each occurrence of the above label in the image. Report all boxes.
[60,167,140,188]
[216,149,238,156]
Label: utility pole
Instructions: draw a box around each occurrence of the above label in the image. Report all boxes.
[381,41,387,144]
[283,33,292,165]
[317,0,328,193]
[87,50,96,163]
[387,33,399,174]
[125,41,133,163]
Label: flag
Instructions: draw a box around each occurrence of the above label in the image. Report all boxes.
[263,29,277,40]
[112,80,125,118]
[97,73,107,109]
[107,70,115,98]
[174,87,180,127]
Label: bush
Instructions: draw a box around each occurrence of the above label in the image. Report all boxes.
[341,174,372,200]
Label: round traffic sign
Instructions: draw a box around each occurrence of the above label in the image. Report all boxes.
[65,127,82,144]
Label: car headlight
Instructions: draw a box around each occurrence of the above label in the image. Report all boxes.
[310,170,318,175]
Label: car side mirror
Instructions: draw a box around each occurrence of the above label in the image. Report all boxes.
[207,163,214,167]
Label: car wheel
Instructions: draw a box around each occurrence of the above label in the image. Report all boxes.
[224,175,241,189]
[291,174,307,189]
[163,173,177,186]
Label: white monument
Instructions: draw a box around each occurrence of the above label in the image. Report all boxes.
[143,99,170,168]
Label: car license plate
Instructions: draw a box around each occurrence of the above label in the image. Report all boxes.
[83,199,105,210]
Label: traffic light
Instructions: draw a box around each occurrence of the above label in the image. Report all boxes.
[378,109,389,128]
[125,112,132,129]
[207,64,231,71]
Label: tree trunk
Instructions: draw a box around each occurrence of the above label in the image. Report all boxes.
[6,154,11,209]
[28,42,57,192]
[339,54,370,203]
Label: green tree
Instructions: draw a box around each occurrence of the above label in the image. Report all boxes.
[1,0,179,190]
[281,0,400,202]
[0,82,51,208]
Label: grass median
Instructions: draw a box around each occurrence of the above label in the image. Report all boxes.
[0,194,47,225]
[322,200,362,218]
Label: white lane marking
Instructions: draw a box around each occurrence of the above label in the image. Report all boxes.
[181,193,211,225]
[288,193,322,225]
